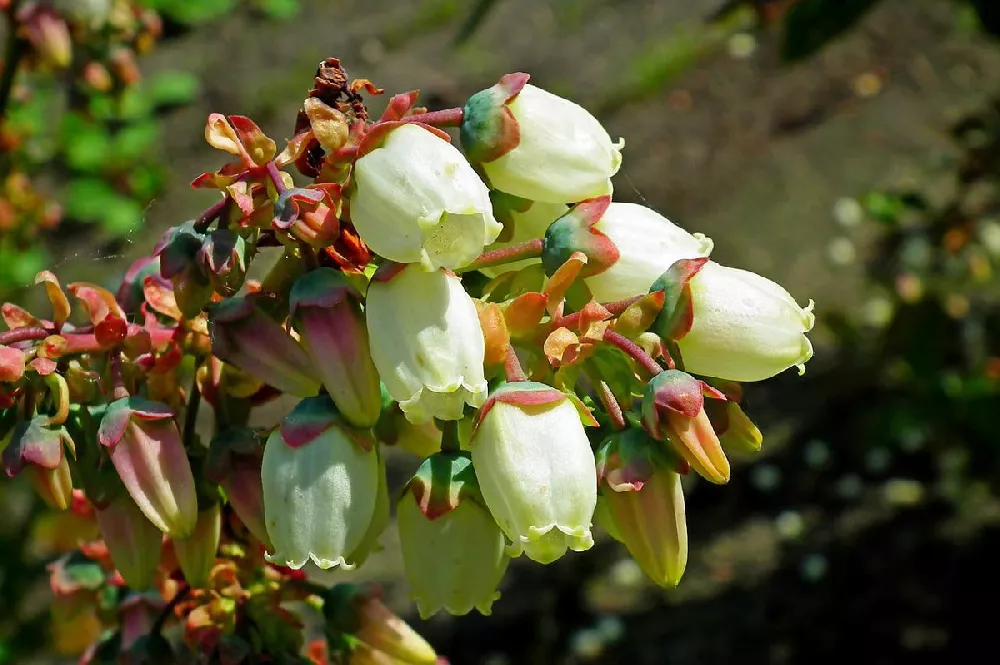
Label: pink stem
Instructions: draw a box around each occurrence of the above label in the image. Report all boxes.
[460,238,544,273]
[195,197,229,230]
[553,294,645,329]
[504,345,527,382]
[602,329,663,377]
[266,161,288,195]
[596,380,625,430]
[401,107,464,128]
[0,326,48,345]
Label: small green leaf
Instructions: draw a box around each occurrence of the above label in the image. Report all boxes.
[254,0,299,20]
[148,70,201,107]
[102,196,145,236]
[62,113,111,172]
[127,164,166,200]
[64,178,122,222]
[113,120,161,164]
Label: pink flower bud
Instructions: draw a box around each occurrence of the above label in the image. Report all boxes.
[641,370,730,484]
[291,269,382,428]
[0,345,25,382]
[173,504,221,588]
[20,5,72,69]
[96,495,164,590]
[209,296,321,398]
[3,418,75,511]
[99,398,198,538]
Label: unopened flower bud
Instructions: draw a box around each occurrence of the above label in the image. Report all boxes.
[291,269,382,428]
[21,5,72,69]
[197,228,247,297]
[31,454,74,511]
[596,429,688,587]
[641,370,730,484]
[82,61,113,93]
[671,261,815,382]
[154,221,212,318]
[0,345,25,382]
[96,494,163,590]
[3,418,75,510]
[398,452,508,617]
[366,265,488,424]
[350,123,501,270]
[209,296,321,398]
[206,428,272,548]
[98,398,198,537]
[577,203,713,303]
[461,74,622,203]
[324,583,438,665]
[471,382,597,564]
[173,504,220,588]
[707,399,763,455]
[262,396,379,570]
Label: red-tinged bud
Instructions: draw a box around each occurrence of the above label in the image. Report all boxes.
[82,61,113,93]
[0,344,25,382]
[206,428,272,548]
[173,504,221,588]
[197,228,247,297]
[209,296,322,398]
[641,370,730,484]
[119,593,164,651]
[596,429,688,587]
[3,417,75,510]
[324,583,438,665]
[290,269,382,427]
[98,397,198,538]
[20,5,71,69]
[541,197,619,278]
[108,46,141,86]
[96,495,164,590]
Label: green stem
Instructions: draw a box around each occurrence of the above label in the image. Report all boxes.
[437,418,461,453]
[183,380,202,447]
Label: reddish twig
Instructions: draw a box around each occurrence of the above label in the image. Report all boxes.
[602,329,664,377]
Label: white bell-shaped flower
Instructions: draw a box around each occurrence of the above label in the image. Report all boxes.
[678,261,815,382]
[366,264,488,423]
[350,124,501,271]
[261,396,379,570]
[462,77,623,203]
[470,382,597,564]
[584,203,713,302]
